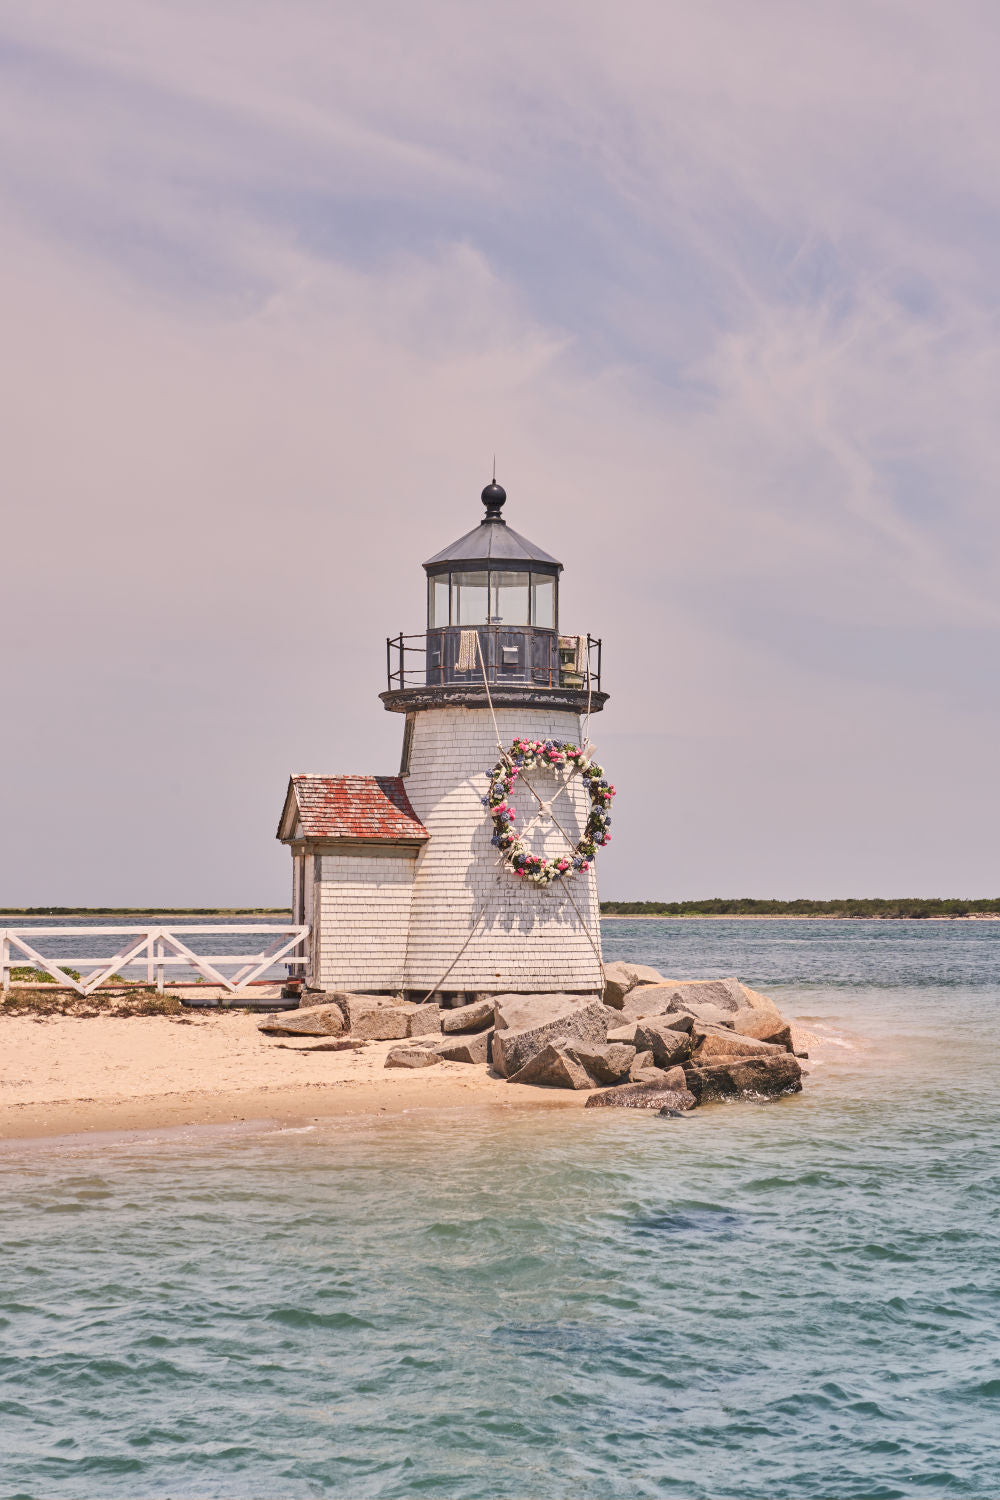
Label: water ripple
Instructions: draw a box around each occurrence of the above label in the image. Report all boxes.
[2,923,1000,1496]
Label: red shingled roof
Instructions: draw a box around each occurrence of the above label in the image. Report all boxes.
[278,774,428,844]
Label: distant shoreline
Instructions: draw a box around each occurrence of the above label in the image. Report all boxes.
[2,906,998,923]
[601,913,1000,921]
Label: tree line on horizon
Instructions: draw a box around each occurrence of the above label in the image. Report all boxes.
[599,897,1000,918]
[5,899,998,920]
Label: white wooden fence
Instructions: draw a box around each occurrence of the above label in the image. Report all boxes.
[0,925,310,996]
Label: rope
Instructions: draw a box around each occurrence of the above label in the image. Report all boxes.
[513,754,606,991]
[457,630,479,672]
[560,875,607,989]
[476,631,508,759]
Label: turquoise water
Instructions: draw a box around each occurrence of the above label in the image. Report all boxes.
[2,920,999,1499]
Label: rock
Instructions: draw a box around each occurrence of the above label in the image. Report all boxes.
[349,1004,419,1042]
[618,985,680,1020]
[619,988,733,1029]
[296,988,385,1011]
[585,1079,698,1111]
[740,983,785,1018]
[661,1064,689,1091]
[406,1004,442,1038]
[258,1003,346,1036]
[673,1003,735,1030]
[384,1047,441,1069]
[441,998,495,1034]
[491,994,609,1079]
[629,1049,655,1079]
[436,1029,493,1064]
[730,1010,793,1048]
[508,1043,596,1090]
[690,1028,784,1063]
[607,1020,640,1045]
[684,1053,803,1103]
[634,1019,694,1068]
[602,960,664,1009]
[565,1041,636,1085]
[659,1011,695,1033]
[670,978,746,1013]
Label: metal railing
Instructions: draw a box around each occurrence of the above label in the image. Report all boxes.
[387,629,602,692]
[0,925,310,996]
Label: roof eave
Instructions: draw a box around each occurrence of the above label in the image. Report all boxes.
[423,521,562,571]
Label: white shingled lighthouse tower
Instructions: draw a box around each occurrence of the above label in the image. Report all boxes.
[277,477,611,1004]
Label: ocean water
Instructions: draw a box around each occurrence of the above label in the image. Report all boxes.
[2,920,999,1500]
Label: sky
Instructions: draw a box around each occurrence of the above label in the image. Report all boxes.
[2,0,1000,904]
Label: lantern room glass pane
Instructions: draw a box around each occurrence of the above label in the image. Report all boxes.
[490,571,530,625]
[452,571,489,625]
[428,576,450,627]
[531,574,555,629]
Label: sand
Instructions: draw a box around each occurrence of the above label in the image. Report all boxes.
[0,1012,585,1140]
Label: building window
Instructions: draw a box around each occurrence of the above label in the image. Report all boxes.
[428,575,450,627]
[451,571,489,625]
[429,569,558,628]
[531,574,555,629]
[490,571,530,624]
[399,714,415,775]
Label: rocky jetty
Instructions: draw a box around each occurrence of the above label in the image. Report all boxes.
[259,965,805,1110]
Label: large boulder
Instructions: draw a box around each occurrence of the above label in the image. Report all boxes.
[602,961,664,1009]
[384,1046,441,1069]
[629,1063,688,1088]
[621,977,780,1022]
[258,1004,345,1037]
[406,1005,442,1038]
[740,983,785,1018]
[690,1028,784,1063]
[660,1065,689,1092]
[634,1019,694,1068]
[508,1043,595,1090]
[441,998,495,1034]
[491,994,609,1079]
[607,1019,641,1045]
[436,1029,492,1064]
[684,1053,802,1103]
[729,1009,793,1047]
[565,1041,635,1085]
[319,996,440,1041]
[348,1004,420,1042]
[296,988,393,1012]
[585,1079,698,1111]
[620,987,737,1030]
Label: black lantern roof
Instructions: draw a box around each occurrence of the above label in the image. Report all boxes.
[423,480,562,573]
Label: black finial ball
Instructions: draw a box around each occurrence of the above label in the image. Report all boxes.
[481,480,506,518]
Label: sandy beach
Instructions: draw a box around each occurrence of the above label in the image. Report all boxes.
[0,1005,834,1142]
[0,1012,587,1140]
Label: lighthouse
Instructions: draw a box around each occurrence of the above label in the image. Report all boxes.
[277,478,610,1004]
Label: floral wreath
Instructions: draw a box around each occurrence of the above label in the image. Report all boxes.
[482,738,615,887]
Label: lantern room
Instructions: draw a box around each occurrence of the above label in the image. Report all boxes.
[421,480,562,688]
